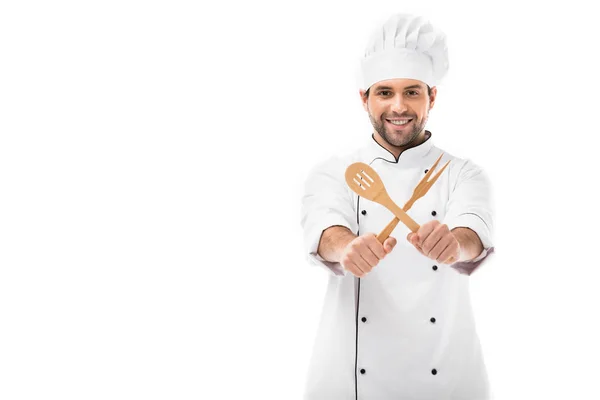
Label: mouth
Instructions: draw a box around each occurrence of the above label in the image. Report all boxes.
[385,118,413,129]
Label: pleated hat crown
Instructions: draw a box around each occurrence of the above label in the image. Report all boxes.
[361,13,449,90]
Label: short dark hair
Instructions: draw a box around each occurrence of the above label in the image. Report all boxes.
[364,85,432,98]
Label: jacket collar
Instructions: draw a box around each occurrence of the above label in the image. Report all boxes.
[363,130,435,165]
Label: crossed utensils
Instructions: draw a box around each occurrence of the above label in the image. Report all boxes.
[345,154,450,243]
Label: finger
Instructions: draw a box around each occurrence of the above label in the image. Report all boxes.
[433,233,459,261]
[443,255,457,265]
[417,220,439,244]
[414,244,424,256]
[407,233,422,253]
[341,254,365,277]
[364,235,386,260]
[437,243,460,264]
[351,252,373,274]
[421,225,448,256]
[341,253,366,277]
[360,245,380,268]
[345,262,366,278]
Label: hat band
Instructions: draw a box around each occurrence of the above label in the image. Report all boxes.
[361,49,435,89]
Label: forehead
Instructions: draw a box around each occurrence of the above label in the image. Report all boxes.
[371,78,426,91]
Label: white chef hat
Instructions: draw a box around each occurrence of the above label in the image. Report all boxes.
[361,13,449,90]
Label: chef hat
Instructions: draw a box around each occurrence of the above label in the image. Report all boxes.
[361,13,449,90]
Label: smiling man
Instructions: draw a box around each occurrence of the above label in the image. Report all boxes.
[300,14,496,399]
[364,81,432,148]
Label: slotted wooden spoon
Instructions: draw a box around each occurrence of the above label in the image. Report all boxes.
[345,162,420,239]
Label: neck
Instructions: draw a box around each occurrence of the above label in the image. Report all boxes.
[374,130,429,159]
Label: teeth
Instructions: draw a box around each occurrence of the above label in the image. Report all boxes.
[388,119,410,126]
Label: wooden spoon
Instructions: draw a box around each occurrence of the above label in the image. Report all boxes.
[345,162,420,237]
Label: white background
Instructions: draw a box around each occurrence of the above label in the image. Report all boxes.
[1,0,599,399]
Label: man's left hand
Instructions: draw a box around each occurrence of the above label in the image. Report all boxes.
[407,220,460,264]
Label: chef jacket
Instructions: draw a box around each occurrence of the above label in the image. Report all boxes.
[300,131,495,400]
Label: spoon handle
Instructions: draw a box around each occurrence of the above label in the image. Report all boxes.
[376,216,400,243]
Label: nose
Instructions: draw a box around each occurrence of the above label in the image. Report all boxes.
[390,94,408,114]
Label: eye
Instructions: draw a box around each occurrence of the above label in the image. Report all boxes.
[377,90,392,96]
[406,90,420,96]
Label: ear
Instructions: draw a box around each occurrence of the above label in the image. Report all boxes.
[359,89,368,112]
[429,86,438,110]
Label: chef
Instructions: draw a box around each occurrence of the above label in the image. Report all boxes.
[300,13,495,400]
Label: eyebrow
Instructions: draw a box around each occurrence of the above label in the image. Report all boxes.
[373,84,425,91]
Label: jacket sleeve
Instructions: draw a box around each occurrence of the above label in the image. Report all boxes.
[443,158,495,275]
[300,157,359,276]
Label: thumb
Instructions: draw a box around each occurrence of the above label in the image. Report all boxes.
[409,233,422,248]
[383,237,397,253]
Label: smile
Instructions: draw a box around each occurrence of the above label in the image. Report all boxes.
[386,119,412,126]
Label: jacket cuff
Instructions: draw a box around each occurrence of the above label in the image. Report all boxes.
[306,253,346,276]
[305,213,355,277]
[450,246,495,276]
[445,213,495,275]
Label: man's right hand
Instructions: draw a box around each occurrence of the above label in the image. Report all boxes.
[340,233,397,278]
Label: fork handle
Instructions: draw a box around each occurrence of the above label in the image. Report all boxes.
[387,202,420,233]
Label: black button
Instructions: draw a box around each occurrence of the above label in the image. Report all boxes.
[424,169,429,173]
[430,317,436,323]
[361,210,367,215]
[360,369,366,374]
[361,317,367,323]
[431,210,437,216]
[431,369,437,375]
[432,265,438,271]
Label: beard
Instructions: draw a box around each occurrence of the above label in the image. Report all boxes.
[369,112,428,148]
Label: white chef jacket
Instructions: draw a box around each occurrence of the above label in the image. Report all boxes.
[300,131,495,400]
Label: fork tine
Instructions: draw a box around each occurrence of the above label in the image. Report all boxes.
[427,160,450,186]
[402,154,449,211]
[413,152,444,192]
[423,153,444,182]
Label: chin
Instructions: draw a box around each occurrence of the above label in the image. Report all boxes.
[388,133,418,147]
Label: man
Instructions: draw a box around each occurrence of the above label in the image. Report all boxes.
[300,13,495,399]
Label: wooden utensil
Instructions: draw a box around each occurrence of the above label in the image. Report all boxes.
[345,162,420,238]
[377,153,450,242]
